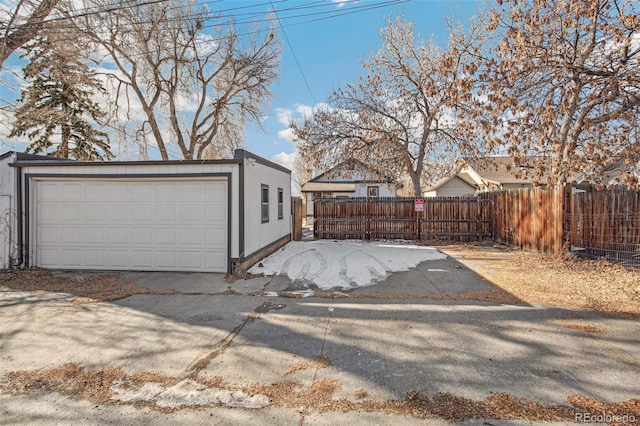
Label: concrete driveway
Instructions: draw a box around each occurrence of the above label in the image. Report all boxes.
[1,245,638,425]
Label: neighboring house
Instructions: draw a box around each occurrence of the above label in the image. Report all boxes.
[300,159,397,220]
[425,156,545,197]
[0,149,291,274]
[424,174,477,197]
[579,160,640,187]
[459,156,544,192]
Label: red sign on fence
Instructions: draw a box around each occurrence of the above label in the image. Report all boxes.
[414,199,425,212]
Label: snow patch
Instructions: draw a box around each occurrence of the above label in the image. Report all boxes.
[111,379,270,409]
[111,382,163,403]
[250,240,447,290]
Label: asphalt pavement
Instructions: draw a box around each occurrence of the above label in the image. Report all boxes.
[0,244,637,425]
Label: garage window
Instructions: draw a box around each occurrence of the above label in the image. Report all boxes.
[278,188,283,219]
[261,184,269,223]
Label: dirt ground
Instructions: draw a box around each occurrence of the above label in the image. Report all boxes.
[0,268,175,304]
[440,244,640,320]
[2,362,639,424]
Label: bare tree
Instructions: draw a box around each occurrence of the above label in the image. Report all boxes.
[75,0,281,160]
[0,0,61,68]
[291,15,485,197]
[479,0,640,186]
[293,150,315,195]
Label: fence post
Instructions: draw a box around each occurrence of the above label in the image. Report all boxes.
[366,198,370,240]
[476,196,481,241]
[313,199,318,239]
[562,184,571,253]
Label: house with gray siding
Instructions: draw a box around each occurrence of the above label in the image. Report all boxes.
[300,159,397,220]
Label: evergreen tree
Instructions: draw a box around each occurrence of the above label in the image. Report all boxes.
[10,34,112,160]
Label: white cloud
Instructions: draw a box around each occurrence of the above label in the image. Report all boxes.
[331,0,354,8]
[273,102,334,145]
[271,151,297,171]
[295,102,331,118]
[277,127,295,143]
[271,150,301,196]
[174,92,202,114]
[275,107,293,125]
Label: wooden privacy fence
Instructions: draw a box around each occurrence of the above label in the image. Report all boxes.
[565,184,640,266]
[313,185,640,267]
[489,184,640,263]
[487,186,565,254]
[313,197,492,241]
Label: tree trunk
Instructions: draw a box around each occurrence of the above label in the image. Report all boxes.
[60,123,70,158]
[0,0,61,68]
[410,168,422,197]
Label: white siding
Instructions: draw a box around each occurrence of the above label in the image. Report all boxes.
[0,154,17,268]
[243,159,291,258]
[305,193,314,217]
[312,169,396,198]
[354,182,396,197]
[426,177,476,197]
[314,169,390,184]
[314,170,369,183]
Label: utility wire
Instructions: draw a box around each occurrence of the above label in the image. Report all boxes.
[0,0,170,29]
[0,0,408,75]
[15,0,406,42]
[270,0,317,106]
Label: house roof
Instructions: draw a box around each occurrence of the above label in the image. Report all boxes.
[583,158,640,185]
[461,156,538,184]
[300,182,356,193]
[309,158,395,184]
[463,156,585,185]
[425,174,477,192]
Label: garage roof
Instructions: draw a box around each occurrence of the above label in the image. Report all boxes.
[7,149,291,175]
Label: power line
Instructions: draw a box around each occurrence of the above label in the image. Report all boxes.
[0,0,171,30]
[270,0,317,106]
[0,0,408,82]
[19,0,406,44]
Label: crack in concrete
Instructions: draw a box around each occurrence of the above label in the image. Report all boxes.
[182,301,286,379]
[299,299,336,426]
[417,267,443,294]
[314,300,335,382]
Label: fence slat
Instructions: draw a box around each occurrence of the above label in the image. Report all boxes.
[487,186,565,255]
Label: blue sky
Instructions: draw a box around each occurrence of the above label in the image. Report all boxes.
[0,0,484,167]
[238,0,483,170]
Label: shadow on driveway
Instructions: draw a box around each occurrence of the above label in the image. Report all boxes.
[1,244,639,424]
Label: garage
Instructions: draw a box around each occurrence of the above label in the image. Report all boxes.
[33,178,228,273]
[0,149,292,273]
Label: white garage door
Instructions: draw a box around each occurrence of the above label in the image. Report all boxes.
[33,179,228,272]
